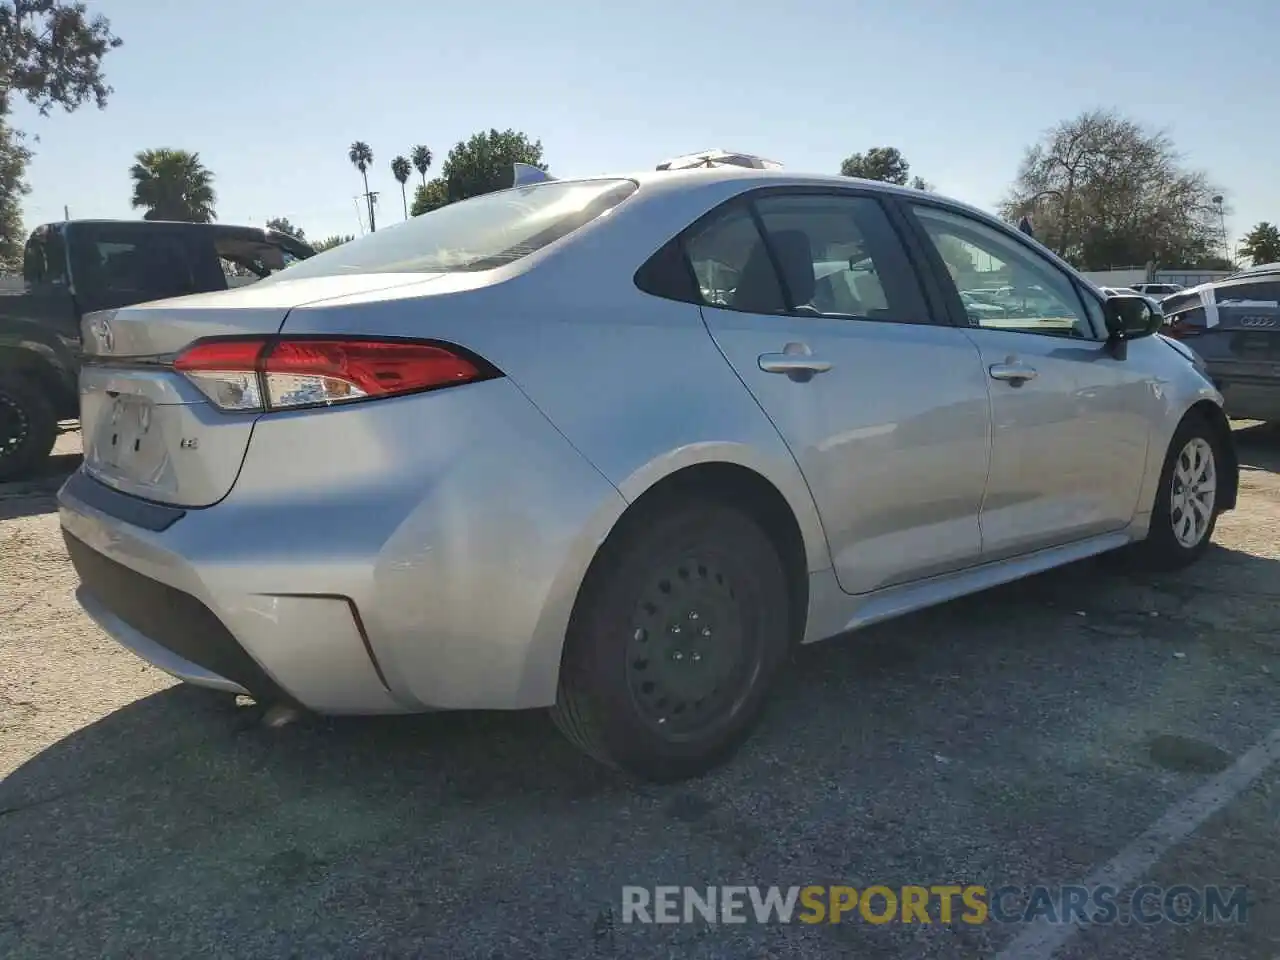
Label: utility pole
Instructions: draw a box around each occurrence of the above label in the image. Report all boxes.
[361,190,379,233]
[1212,195,1227,261]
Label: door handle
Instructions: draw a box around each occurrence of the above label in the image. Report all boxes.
[988,361,1037,384]
[759,354,833,375]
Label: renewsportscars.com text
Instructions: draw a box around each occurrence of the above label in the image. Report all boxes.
[621,884,1250,926]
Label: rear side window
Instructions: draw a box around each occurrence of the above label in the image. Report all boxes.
[682,192,929,322]
[273,179,638,280]
[1216,282,1280,304]
[752,194,928,322]
[684,204,785,313]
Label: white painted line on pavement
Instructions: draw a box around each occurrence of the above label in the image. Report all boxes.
[994,724,1280,960]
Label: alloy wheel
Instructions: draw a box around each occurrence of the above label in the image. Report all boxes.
[1170,437,1216,548]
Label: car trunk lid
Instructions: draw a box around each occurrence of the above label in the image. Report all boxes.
[78,273,435,507]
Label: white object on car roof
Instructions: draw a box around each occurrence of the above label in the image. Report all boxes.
[513,163,558,187]
[655,149,784,171]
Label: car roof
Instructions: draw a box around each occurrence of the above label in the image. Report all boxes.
[38,219,317,256]
[559,165,999,222]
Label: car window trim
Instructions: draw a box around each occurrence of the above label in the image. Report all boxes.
[663,184,950,327]
[891,195,1105,341]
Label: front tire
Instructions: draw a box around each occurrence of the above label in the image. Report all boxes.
[1131,412,1222,571]
[0,372,58,483]
[551,499,792,783]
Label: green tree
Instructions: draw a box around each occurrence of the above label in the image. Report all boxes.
[1238,221,1280,267]
[0,1,123,266]
[129,148,216,222]
[839,146,911,185]
[348,140,375,231]
[391,155,411,219]
[313,234,354,253]
[0,120,31,271]
[410,177,449,216]
[440,128,545,204]
[1000,109,1223,269]
[411,144,433,187]
[265,216,305,242]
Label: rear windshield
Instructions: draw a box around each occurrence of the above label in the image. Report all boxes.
[273,178,638,280]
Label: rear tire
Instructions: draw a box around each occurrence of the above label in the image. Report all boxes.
[0,372,58,483]
[1130,412,1222,571]
[551,499,791,783]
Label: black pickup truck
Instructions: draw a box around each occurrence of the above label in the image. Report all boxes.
[0,219,315,480]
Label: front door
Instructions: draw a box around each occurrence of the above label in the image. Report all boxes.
[688,190,992,595]
[904,203,1153,560]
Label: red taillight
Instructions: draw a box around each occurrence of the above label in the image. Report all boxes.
[1162,315,1206,339]
[173,337,495,412]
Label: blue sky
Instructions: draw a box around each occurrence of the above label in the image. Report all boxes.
[14,0,1277,249]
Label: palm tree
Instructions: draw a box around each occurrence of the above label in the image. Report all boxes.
[348,140,375,232]
[411,144,433,188]
[391,155,412,220]
[129,149,217,222]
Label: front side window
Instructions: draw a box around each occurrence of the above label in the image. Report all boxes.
[273,178,637,280]
[911,205,1097,339]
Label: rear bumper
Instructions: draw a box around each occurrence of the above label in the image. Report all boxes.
[59,496,404,711]
[58,378,629,714]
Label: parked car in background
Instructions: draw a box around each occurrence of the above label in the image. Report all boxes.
[59,158,1236,782]
[1101,286,1164,316]
[1132,282,1184,299]
[1160,263,1280,422]
[0,220,315,480]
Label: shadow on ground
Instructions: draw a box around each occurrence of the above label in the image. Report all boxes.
[2,540,1277,958]
[1233,421,1280,473]
[0,453,82,521]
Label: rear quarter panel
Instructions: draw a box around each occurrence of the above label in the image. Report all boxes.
[277,178,833,577]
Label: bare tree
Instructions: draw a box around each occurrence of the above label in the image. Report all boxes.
[1000,109,1227,270]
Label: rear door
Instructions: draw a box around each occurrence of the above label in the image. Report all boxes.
[901,201,1153,560]
[691,188,992,595]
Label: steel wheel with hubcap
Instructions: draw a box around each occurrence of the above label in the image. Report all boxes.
[624,557,761,741]
[552,499,792,782]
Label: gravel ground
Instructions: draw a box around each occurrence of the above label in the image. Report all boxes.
[1,424,1278,959]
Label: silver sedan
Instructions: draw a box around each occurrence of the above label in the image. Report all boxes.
[58,161,1238,782]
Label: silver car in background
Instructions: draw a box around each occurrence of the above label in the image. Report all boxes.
[58,161,1237,782]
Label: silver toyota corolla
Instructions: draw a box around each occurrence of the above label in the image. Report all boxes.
[58,159,1238,782]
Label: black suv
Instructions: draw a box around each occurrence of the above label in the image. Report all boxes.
[1,220,315,480]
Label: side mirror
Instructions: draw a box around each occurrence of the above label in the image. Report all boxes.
[1103,294,1161,342]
